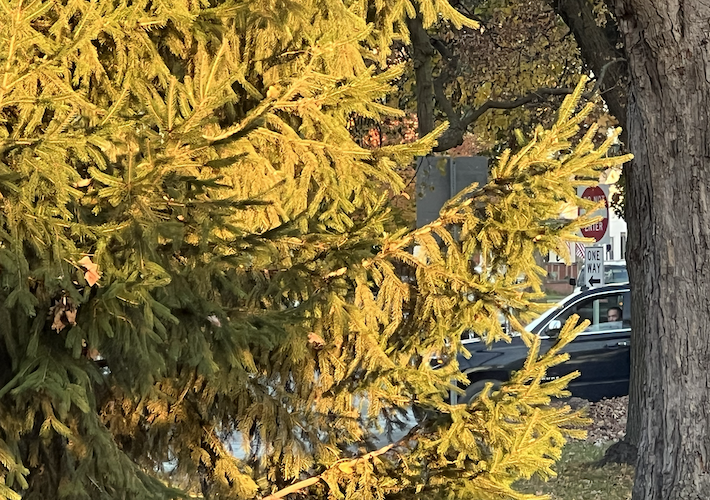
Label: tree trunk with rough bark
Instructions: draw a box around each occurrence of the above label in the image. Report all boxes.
[547,0,643,456]
[624,172,643,451]
[613,1,710,498]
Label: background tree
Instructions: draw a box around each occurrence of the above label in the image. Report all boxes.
[350,0,599,150]
[402,0,623,149]
[349,0,627,229]
[544,0,647,462]
[0,0,631,499]
[396,0,641,459]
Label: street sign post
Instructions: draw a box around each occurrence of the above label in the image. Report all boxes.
[584,246,605,288]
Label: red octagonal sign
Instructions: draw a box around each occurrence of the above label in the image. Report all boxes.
[579,186,608,242]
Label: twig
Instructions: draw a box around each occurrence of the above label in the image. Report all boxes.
[590,58,626,95]
[262,443,396,500]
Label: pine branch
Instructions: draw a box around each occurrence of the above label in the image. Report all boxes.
[0,0,23,101]
[262,444,396,500]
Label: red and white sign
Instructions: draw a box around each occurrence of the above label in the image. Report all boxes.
[578,185,610,245]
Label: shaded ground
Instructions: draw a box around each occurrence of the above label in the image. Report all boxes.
[517,396,634,500]
[518,441,634,500]
[573,396,628,444]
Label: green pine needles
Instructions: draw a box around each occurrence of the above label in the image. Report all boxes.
[0,0,631,499]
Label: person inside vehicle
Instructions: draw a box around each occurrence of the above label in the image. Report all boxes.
[607,306,622,323]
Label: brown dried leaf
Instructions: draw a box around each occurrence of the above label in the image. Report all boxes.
[64,308,78,326]
[49,299,78,332]
[307,332,325,349]
[78,256,101,286]
[78,256,94,268]
[51,308,66,332]
[84,268,101,287]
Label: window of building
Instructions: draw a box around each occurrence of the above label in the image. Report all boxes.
[607,237,614,260]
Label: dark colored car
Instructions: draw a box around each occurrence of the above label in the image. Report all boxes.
[458,283,631,402]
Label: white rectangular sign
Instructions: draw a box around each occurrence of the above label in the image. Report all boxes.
[584,246,605,288]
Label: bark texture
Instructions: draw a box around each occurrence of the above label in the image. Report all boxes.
[406,15,436,137]
[548,0,643,452]
[613,1,710,498]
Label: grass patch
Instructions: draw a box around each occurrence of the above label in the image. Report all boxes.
[517,441,633,500]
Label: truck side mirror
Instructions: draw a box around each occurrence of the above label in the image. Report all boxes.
[569,278,576,286]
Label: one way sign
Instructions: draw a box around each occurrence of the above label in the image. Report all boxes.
[584,246,605,287]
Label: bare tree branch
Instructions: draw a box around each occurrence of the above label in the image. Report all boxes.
[407,15,436,136]
[433,87,575,151]
[591,58,626,95]
[546,0,628,136]
[431,58,625,153]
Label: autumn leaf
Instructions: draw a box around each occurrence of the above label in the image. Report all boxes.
[307,332,325,349]
[78,256,94,268]
[84,268,101,286]
[78,256,102,286]
[65,308,78,325]
[49,299,78,332]
[51,308,66,332]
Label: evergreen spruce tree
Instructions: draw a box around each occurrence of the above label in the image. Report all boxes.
[0,0,631,499]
